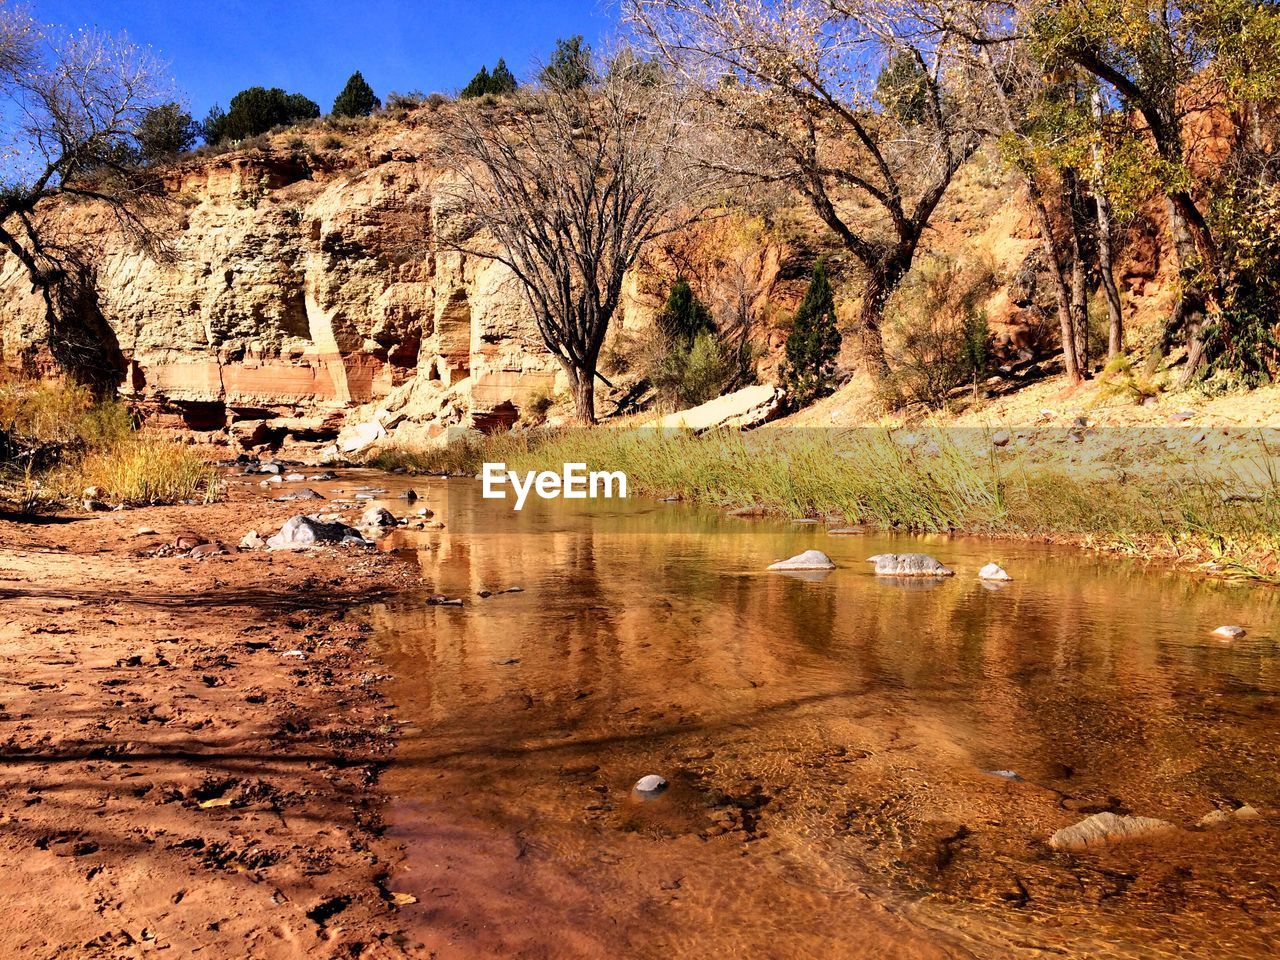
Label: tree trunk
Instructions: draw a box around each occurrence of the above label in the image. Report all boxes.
[1166,199,1211,385]
[857,268,894,383]
[1091,88,1124,360]
[1026,178,1083,384]
[569,367,597,424]
[1065,168,1091,375]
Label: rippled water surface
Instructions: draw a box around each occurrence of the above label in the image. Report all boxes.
[341,475,1280,959]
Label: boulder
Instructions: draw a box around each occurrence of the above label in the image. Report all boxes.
[768,550,836,571]
[336,419,385,455]
[360,505,398,529]
[979,562,1013,582]
[647,384,785,434]
[867,553,955,577]
[1049,812,1175,851]
[173,531,208,550]
[266,515,369,550]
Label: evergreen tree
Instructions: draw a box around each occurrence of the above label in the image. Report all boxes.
[782,259,843,406]
[135,102,197,162]
[460,65,492,99]
[332,70,380,117]
[541,35,593,90]
[489,58,518,94]
[202,87,320,144]
[656,278,713,347]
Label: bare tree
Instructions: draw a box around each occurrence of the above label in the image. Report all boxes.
[626,0,987,389]
[441,61,714,423]
[0,2,173,390]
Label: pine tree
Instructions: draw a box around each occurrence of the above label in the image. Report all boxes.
[541,36,593,90]
[489,59,518,95]
[460,65,492,99]
[656,278,713,347]
[332,71,380,117]
[782,259,843,406]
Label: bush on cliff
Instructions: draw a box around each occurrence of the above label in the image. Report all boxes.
[202,87,321,144]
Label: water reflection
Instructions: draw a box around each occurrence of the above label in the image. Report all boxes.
[356,478,1279,959]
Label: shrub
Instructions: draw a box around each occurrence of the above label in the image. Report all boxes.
[0,379,214,508]
[332,71,380,117]
[645,279,746,409]
[886,255,997,409]
[134,102,198,163]
[385,90,427,111]
[781,259,842,407]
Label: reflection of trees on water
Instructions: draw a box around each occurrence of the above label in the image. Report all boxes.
[369,491,1280,812]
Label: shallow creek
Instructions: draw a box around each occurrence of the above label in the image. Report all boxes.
[265,469,1280,957]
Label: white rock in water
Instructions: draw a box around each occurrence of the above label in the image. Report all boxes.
[867,553,955,577]
[1049,812,1175,851]
[1212,625,1246,640]
[632,775,668,797]
[360,505,398,529]
[979,563,1013,582]
[768,550,836,571]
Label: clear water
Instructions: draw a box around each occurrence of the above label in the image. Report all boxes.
[299,473,1278,958]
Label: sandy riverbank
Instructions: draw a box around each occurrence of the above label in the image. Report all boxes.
[0,495,425,958]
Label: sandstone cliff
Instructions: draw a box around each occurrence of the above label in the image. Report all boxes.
[0,105,1177,447]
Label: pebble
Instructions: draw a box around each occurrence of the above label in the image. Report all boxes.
[1212,625,1247,640]
[632,775,668,799]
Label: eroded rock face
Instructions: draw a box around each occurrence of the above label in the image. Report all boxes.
[0,148,567,434]
[0,129,792,444]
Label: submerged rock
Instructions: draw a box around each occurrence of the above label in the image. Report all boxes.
[979,562,1013,582]
[992,430,1012,448]
[277,487,325,502]
[1212,625,1247,640]
[768,550,836,571]
[867,553,955,577]
[1049,812,1175,851]
[632,774,668,799]
[266,515,369,550]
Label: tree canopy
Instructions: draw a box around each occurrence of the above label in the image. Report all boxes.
[202,86,320,144]
[332,70,380,117]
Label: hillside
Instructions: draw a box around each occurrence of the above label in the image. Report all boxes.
[0,99,1218,451]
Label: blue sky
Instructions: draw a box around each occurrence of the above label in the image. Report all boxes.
[34,0,616,118]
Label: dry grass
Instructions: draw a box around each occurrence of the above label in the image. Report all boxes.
[2,379,218,508]
[52,435,218,506]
